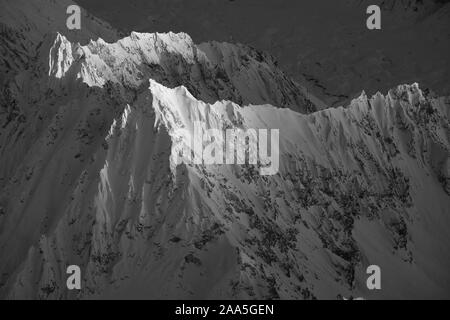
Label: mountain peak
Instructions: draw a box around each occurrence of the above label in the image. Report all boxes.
[1,0,449,300]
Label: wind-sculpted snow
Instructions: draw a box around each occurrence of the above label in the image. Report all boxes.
[0,28,449,299]
[43,32,322,113]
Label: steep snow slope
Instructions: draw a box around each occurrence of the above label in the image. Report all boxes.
[0,29,320,208]
[1,1,449,300]
[77,0,450,107]
[0,30,449,299]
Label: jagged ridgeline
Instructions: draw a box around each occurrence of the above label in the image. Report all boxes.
[0,0,449,299]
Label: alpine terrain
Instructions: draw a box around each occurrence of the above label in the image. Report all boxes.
[0,0,449,299]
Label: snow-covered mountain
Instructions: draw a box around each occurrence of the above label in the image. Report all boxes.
[0,0,121,92]
[77,0,450,107]
[0,1,449,300]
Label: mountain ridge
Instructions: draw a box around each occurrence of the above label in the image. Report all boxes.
[0,1,449,299]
